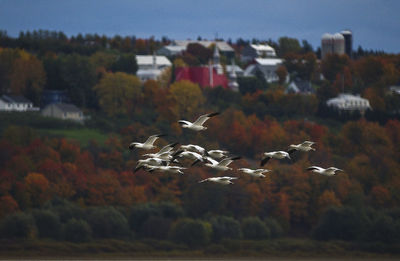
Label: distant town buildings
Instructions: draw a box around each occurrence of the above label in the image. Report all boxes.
[243,58,284,83]
[286,79,315,94]
[156,45,186,57]
[41,103,84,123]
[136,54,172,82]
[174,47,229,89]
[227,60,239,92]
[321,30,353,59]
[0,95,39,112]
[160,40,235,59]
[240,44,277,63]
[326,93,371,114]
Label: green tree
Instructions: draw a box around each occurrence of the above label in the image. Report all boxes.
[63,218,92,242]
[169,218,212,247]
[85,206,130,239]
[111,53,138,74]
[278,37,301,56]
[60,54,97,108]
[94,72,142,116]
[241,217,270,240]
[32,209,61,239]
[0,212,35,239]
[209,215,242,241]
[312,206,371,241]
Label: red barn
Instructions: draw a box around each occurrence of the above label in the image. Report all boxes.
[174,66,228,89]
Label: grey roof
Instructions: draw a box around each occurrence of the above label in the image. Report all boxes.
[173,40,234,52]
[53,103,82,113]
[290,79,315,93]
[1,95,32,104]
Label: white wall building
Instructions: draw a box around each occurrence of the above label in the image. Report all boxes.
[243,58,283,83]
[0,95,38,112]
[41,103,84,123]
[326,93,371,113]
[136,54,172,82]
[241,44,277,63]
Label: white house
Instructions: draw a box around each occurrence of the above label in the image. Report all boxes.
[243,58,284,83]
[326,94,372,113]
[41,103,84,123]
[241,44,277,62]
[136,54,172,82]
[0,95,39,112]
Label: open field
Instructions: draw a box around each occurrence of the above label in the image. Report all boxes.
[38,128,111,147]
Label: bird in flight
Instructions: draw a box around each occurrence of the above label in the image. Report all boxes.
[198,176,238,185]
[129,134,166,150]
[261,151,291,166]
[178,112,220,131]
[288,141,316,155]
[306,166,343,176]
[238,168,271,178]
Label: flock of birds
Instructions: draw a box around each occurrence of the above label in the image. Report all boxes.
[129,112,343,185]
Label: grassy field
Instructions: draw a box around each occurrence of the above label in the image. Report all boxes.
[38,128,112,147]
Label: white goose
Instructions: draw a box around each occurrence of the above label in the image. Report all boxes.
[207,149,229,159]
[261,151,291,166]
[147,165,187,175]
[306,166,343,176]
[204,156,241,171]
[172,150,205,166]
[143,142,179,159]
[238,168,271,178]
[134,157,167,172]
[178,112,220,131]
[129,134,166,150]
[180,144,206,155]
[288,141,316,154]
[198,176,238,185]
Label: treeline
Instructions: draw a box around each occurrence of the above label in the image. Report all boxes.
[1,112,400,239]
[2,199,400,248]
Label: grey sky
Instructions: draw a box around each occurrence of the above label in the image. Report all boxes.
[0,0,399,53]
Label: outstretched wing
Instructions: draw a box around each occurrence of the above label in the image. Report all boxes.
[158,142,179,154]
[144,134,166,146]
[192,112,220,126]
[260,156,271,167]
[219,156,241,167]
[306,166,323,171]
[219,176,238,181]
[302,141,315,146]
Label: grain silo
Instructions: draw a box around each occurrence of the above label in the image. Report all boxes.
[340,30,353,58]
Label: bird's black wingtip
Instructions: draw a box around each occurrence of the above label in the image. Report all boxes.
[231,156,241,161]
[170,142,179,147]
[133,165,143,173]
[208,112,220,117]
[191,159,201,167]
[260,157,270,167]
